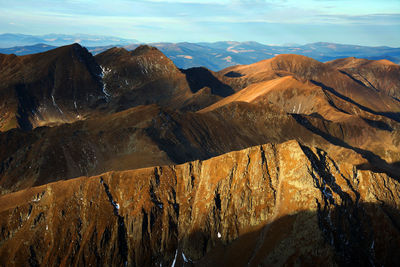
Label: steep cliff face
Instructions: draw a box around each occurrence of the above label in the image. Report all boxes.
[1,140,399,266]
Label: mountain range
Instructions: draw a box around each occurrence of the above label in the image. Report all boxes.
[0,43,400,266]
[1,33,399,71]
[0,33,138,48]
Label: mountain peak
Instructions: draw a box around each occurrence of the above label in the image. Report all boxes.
[131,45,161,56]
[96,47,130,58]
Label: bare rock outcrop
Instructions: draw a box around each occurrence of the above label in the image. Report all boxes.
[1,140,399,266]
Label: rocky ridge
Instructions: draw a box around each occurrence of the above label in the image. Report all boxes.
[0,140,399,266]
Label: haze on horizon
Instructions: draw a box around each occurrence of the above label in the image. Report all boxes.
[0,0,399,47]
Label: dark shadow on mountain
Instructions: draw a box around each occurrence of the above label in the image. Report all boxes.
[310,80,400,123]
[181,67,234,97]
[144,110,216,164]
[292,114,400,180]
[15,83,35,131]
[338,70,378,91]
[362,117,393,131]
[321,90,352,115]
[224,71,243,78]
[163,203,400,267]
[308,112,325,119]
[357,161,400,173]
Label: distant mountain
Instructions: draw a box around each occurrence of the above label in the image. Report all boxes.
[0,33,138,48]
[149,41,400,70]
[1,38,399,71]
[0,43,57,55]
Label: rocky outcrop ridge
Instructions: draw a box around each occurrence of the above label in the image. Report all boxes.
[1,140,399,266]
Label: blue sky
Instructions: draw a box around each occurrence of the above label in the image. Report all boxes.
[1,0,399,46]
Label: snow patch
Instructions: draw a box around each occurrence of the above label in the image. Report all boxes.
[32,194,42,202]
[100,66,111,97]
[171,249,178,267]
[102,83,111,97]
[109,199,119,211]
[51,94,64,114]
[182,252,189,263]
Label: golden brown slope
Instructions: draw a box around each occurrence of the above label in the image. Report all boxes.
[326,57,400,100]
[201,75,352,122]
[219,54,400,119]
[0,140,399,266]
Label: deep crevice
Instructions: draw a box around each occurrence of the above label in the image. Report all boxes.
[300,144,376,266]
[99,177,128,265]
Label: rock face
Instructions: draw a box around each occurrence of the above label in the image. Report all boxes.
[0,140,399,266]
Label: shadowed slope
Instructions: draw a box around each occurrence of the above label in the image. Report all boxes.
[181,67,234,96]
[0,45,234,132]
[0,44,106,131]
[95,45,232,112]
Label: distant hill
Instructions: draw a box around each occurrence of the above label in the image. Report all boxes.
[146,41,400,70]
[1,38,399,71]
[0,43,57,55]
[0,33,138,47]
